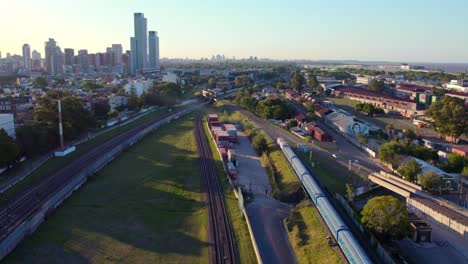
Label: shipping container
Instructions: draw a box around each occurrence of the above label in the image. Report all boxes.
[209,121,221,128]
[208,114,219,122]
[215,131,231,143]
[227,161,237,179]
[220,148,227,160]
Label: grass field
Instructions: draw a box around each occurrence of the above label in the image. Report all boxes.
[0,107,172,205]
[286,201,343,264]
[202,117,257,264]
[4,115,210,264]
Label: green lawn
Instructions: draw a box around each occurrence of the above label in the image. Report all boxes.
[285,201,343,264]
[202,118,257,264]
[4,116,209,264]
[0,107,172,205]
[295,150,365,195]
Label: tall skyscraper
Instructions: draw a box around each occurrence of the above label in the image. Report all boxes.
[148,31,160,70]
[78,49,89,73]
[64,48,75,65]
[130,37,137,75]
[22,44,31,72]
[45,38,64,76]
[112,44,123,66]
[132,13,148,72]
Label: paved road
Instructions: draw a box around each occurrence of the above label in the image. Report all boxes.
[234,130,296,264]
[246,195,296,264]
[281,97,387,174]
[236,131,271,194]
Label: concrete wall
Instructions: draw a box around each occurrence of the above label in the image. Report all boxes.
[0,107,196,260]
[407,198,468,240]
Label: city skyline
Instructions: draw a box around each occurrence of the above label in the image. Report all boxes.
[1,0,468,63]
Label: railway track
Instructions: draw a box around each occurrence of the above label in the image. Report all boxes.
[0,106,196,244]
[193,116,238,264]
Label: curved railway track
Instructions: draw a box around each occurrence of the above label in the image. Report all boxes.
[193,116,238,264]
[0,107,194,243]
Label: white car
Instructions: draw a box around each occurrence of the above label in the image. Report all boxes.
[332,154,338,159]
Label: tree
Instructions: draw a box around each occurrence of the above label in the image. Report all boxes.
[252,133,268,154]
[346,183,354,202]
[397,159,422,182]
[426,96,468,142]
[402,129,417,143]
[0,129,19,168]
[444,153,467,173]
[32,90,96,141]
[367,79,385,92]
[304,102,315,118]
[361,196,410,240]
[379,141,404,169]
[234,75,250,87]
[291,70,305,92]
[306,73,319,89]
[316,85,324,97]
[92,99,111,120]
[127,86,139,110]
[208,77,216,88]
[419,171,441,190]
[33,76,48,88]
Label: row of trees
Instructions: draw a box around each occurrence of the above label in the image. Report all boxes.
[2,82,183,164]
[378,140,439,169]
[355,102,385,115]
[234,87,294,120]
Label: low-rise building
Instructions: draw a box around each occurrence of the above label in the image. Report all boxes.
[324,111,369,136]
[123,79,153,96]
[0,96,33,115]
[334,87,424,117]
[109,95,128,110]
[451,145,468,157]
[0,113,15,139]
[446,80,468,93]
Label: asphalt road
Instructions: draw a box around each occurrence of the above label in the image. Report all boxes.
[246,195,296,264]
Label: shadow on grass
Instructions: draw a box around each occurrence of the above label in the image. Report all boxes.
[3,117,211,263]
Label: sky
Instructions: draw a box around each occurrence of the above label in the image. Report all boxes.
[1,0,468,63]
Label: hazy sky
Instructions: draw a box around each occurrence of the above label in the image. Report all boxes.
[1,0,468,62]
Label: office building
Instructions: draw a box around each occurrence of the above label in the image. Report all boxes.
[78,49,89,73]
[132,13,148,72]
[130,37,137,74]
[44,38,64,76]
[22,44,31,72]
[64,48,75,65]
[148,31,160,70]
[112,44,123,66]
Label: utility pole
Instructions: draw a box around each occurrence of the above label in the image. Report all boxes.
[58,98,64,150]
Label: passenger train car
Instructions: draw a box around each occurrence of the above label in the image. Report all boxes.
[277,137,372,264]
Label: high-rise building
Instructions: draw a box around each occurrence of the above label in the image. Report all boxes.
[78,49,89,73]
[105,47,114,67]
[122,51,130,74]
[22,44,31,72]
[132,13,148,72]
[112,44,123,66]
[130,37,137,75]
[64,48,75,65]
[148,31,160,70]
[44,38,64,76]
[32,50,41,60]
[0,51,2,59]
